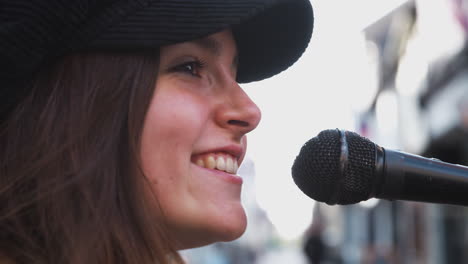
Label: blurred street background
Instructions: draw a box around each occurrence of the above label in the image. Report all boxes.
[181,0,468,263]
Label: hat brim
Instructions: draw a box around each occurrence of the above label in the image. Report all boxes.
[86,0,314,83]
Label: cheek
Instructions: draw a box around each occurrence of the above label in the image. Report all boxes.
[145,89,210,137]
[139,89,211,205]
[141,89,208,158]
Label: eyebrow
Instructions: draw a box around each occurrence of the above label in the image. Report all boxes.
[193,37,222,57]
[192,36,239,68]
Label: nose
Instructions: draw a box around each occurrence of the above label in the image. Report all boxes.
[216,82,261,137]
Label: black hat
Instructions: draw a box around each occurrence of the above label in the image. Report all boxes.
[0,0,313,117]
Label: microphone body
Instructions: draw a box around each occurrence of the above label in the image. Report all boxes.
[375,148,468,206]
[292,129,468,206]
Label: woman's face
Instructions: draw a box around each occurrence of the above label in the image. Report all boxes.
[140,29,261,249]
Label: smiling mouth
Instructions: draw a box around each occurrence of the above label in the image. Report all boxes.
[193,153,239,175]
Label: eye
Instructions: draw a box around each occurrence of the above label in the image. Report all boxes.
[170,60,206,78]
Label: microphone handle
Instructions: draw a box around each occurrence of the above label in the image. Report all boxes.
[373,148,468,206]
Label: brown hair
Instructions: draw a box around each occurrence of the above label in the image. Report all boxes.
[0,52,184,264]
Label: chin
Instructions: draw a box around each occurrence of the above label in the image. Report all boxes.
[219,204,248,241]
[176,209,247,250]
[197,199,248,244]
[217,215,247,242]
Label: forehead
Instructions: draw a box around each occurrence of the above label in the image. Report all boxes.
[192,37,223,57]
[160,30,237,57]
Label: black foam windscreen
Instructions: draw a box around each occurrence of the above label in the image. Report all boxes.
[292,129,377,205]
[292,129,341,203]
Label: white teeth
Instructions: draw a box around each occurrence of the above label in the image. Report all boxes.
[196,159,204,167]
[234,160,239,173]
[216,157,226,171]
[206,156,216,169]
[226,157,234,174]
[195,154,239,174]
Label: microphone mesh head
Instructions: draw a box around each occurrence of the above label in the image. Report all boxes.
[292,129,376,205]
[343,131,377,203]
[291,129,341,203]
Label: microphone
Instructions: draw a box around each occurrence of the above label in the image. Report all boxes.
[291,129,468,206]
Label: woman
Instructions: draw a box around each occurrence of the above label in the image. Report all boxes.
[0,0,313,263]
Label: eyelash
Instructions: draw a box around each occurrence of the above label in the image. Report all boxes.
[170,60,206,77]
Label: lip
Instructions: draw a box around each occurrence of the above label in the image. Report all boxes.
[193,164,243,185]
